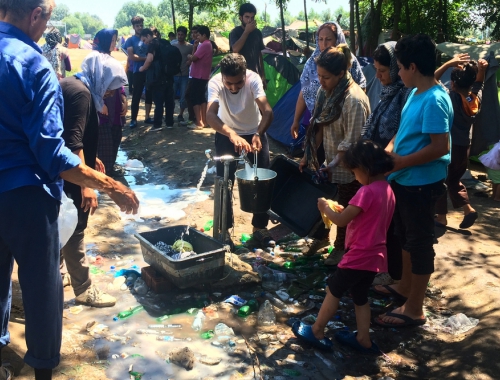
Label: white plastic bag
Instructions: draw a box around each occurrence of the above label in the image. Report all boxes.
[58,192,78,249]
[479,141,500,170]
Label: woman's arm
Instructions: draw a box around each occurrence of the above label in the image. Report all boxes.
[139,53,154,72]
[291,90,307,138]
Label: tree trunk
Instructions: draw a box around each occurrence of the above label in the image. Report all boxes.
[366,0,383,56]
[304,0,309,54]
[391,0,401,40]
[279,0,287,58]
[437,0,444,43]
[404,0,411,34]
[171,0,176,33]
[350,0,355,53]
[443,0,448,40]
[355,0,363,56]
[188,4,194,30]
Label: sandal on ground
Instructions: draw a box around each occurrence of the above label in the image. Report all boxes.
[459,212,478,229]
[334,331,380,354]
[253,228,273,248]
[371,284,408,302]
[291,321,333,350]
[373,311,426,328]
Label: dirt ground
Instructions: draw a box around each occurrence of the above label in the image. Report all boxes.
[4,49,500,379]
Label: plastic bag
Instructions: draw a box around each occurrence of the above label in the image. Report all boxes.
[58,192,78,249]
[479,141,500,170]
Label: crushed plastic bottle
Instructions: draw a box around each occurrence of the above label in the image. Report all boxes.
[444,313,479,334]
[191,310,206,331]
[133,278,148,295]
[201,330,214,339]
[114,305,144,321]
[257,300,276,326]
[263,293,290,313]
[241,233,252,243]
[275,290,290,302]
[224,295,247,306]
[148,324,182,329]
[214,323,235,336]
[203,220,214,231]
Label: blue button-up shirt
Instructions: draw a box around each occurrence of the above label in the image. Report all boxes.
[0,21,81,200]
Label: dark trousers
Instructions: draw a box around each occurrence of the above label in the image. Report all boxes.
[97,123,122,175]
[126,70,134,95]
[215,132,270,229]
[0,186,62,369]
[435,144,471,214]
[386,218,402,280]
[334,180,361,250]
[392,180,447,275]
[61,182,91,296]
[184,79,196,122]
[151,80,175,127]
[131,71,152,121]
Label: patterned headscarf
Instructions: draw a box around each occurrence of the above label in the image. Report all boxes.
[93,29,118,54]
[76,51,128,112]
[45,30,62,49]
[362,41,411,148]
[300,22,366,112]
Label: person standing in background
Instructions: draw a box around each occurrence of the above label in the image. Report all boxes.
[123,16,153,128]
[229,3,266,88]
[41,29,71,80]
[172,26,192,125]
[186,25,213,130]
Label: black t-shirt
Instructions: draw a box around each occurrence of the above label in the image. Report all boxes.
[229,26,265,75]
[60,76,99,172]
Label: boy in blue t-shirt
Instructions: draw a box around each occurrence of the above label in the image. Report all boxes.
[374,34,453,328]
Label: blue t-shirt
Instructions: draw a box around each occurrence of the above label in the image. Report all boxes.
[123,35,147,73]
[389,85,453,186]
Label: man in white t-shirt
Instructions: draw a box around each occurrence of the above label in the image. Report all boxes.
[207,53,273,236]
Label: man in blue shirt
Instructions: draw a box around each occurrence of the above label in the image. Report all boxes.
[123,16,152,128]
[0,2,139,379]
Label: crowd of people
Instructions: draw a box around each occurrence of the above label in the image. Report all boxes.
[0,0,495,378]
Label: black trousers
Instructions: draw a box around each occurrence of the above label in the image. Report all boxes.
[151,80,175,127]
[131,71,152,121]
[215,132,270,229]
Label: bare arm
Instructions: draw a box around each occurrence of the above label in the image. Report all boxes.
[318,198,362,228]
[127,46,146,62]
[252,96,274,151]
[291,90,307,138]
[389,133,449,174]
[435,53,470,81]
[139,52,154,72]
[206,101,252,154]
[72,148,98,214]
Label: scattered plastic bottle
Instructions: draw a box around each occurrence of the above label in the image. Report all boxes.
[203,220,214,231]
[191,310,206,331]
[264,293,289,313]
[109,265,116,274]
[257,300,276,326]
[241,233,252,243]
[136,329,160,335]
[155,336,174,341]
[275,290,290,302]
[201,330,214,339]
[214,322,234,336]
[224,295,247,306]
[262,273,288,282]
[156,315,170,322]
[115,259,133,267]
[114,305,144,320]
[149,324,182,329]
[186,308,199,315]
[126,273,139,287]
[238,299,259,317]
[283,261,295,269]
[133,278,148,295]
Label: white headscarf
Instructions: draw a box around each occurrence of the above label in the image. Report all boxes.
[76,51,128,112]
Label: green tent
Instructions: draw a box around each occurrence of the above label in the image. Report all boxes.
[211,53,300,108]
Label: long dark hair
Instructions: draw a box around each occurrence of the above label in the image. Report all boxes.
[344,139,394,177]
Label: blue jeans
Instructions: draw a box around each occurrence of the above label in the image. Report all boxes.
[173,75,188,110]
[0,186,62,369]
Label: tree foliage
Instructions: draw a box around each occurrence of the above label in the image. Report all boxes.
[73,13,106,36]
[52,4,70,21]
[63,15,85,36]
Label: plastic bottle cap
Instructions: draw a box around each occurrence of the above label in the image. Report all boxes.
[110,265,116,270]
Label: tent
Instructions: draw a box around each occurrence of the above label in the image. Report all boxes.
[437,42,500,60]
[212,32,230,53]
[68,34,81,49]
[263,53,300,108]
[286,20,323,30]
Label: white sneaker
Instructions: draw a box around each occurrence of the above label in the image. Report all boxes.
[75,284,116,308]
[324,249,345,266]
[372,272,394,286]
[187,124,204,130]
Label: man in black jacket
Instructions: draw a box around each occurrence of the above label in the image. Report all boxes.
[140,28,182,130]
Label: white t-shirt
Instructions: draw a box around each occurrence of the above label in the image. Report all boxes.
[207,70,266,135]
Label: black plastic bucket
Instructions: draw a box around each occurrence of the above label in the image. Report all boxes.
[235,168,277,213]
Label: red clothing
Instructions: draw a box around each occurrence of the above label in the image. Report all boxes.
[338,181,395,272]
[191,40,213,80]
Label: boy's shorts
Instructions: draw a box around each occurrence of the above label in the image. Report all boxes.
[327,267,376,306]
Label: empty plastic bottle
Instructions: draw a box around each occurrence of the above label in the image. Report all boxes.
[133,278,148,295]
[238,299,259,317]
[149,324,182,329]
[156,315,170,322]
[257,300,276,326]
[203,220,214,231]
[115,305,144,320]
[275,290,290,302]
[201,330,214,339]
[264,293,290,313]
[214,322,234,336]
[241,233,252,243]
[191,310,206,331]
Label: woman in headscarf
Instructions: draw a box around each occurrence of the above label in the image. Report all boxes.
[42,29,71,79]
[93,29,128,176]
[291,22,366,140]
[362,42,412,288]
[300,45,370,266]
[59,51,128,307]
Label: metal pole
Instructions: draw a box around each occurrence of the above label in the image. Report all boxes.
[213,176,222,241]
[220,161,230,244]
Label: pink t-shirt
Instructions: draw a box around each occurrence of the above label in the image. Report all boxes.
[338,181,395,273]
[191,40,213,80]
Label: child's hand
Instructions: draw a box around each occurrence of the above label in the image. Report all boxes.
[450,53,470,68]
[317,197,329,213]
[478,59,488,72]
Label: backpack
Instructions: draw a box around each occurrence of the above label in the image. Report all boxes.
[146,39,182,88]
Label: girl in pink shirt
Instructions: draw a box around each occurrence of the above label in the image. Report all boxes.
[292,139,395,353]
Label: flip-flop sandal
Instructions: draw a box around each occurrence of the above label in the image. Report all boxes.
[291,321,333,350]
[371,285,408,302]
[459,212,478,229]
[334,331,380,354]
[253,229,273,248]
[374,311,426,328]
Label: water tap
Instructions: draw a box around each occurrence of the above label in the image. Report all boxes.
[205,149,251,165]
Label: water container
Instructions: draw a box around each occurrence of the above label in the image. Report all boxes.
[235,168,277,213]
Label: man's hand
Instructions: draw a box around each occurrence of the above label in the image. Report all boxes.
[478,59,488,72]
[107,182,140,214]
[449,53,471,68]
[229,133,252,155]
[95,158,105,173]
[81,187,98,215]
[245,20,257,34]
[251,134,262,151]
